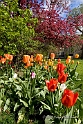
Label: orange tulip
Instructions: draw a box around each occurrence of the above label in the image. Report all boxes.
[44,65,48,70]
[30,55,34,62]
[23,55,30,63]
[9,55,13,61]
[39,62,42,66]
[4,54,13,61]
[66,58,71,64]
[4,54,10,60]
[75,54,79,58]
[0,58,6,64]
[35,54,43,62]
[24,60,31,68]
[50,53,55,60]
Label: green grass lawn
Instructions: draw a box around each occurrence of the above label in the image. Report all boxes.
[71,59,83,99]
[63,59,83,102]
[60,59,83,123]
[74,59,83,119]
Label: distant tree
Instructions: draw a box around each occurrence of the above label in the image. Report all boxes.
[68,4,83,58]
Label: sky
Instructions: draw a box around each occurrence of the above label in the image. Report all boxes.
[41,0,83,18]
[59,0,83,18]
[70,0,83,9]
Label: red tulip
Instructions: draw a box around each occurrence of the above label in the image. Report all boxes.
[61,89,79,108]
[58,58,61,63]
[58,72,68,83]
[45,78,58,92]
[56,63,66,75]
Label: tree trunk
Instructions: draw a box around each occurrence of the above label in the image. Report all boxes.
[81,33,83,59]
[81,44,83,59]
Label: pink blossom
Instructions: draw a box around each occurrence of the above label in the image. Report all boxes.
[31,72,36,79]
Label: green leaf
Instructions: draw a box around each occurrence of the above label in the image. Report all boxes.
[45,115,54,124]
[63,107,73,124]
[14,103,20,111]
[16,91,22,98]
[9,78,13,82]
[40,90,45,98]
[14,84,22,91]
[4,104,8,111]
[81,104,83,109]
[70,69,76,77]
[41,101,51,110]
[20,99,28,107]
[6,98,10,105]
[0,100,3,106]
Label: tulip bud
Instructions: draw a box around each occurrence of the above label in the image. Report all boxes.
[75,54,79,58]
[50,53,55,60]
[77,61,80,65]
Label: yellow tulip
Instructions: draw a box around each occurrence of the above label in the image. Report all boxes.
[71,60,74,64]
[67,56,71,59]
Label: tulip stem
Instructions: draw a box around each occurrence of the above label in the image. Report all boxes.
[26,69,27,78]
[50,92,54,110]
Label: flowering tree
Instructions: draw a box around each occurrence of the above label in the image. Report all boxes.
[18,0,83,53]
[19,0,81,47]
[19,0,70,13]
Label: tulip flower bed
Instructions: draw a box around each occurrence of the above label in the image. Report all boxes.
[0,53,82,124]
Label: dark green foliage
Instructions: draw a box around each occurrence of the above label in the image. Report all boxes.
[0,0,39,55]
[0,112,15,124]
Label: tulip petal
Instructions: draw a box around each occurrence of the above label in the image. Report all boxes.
[73,93,79,106]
